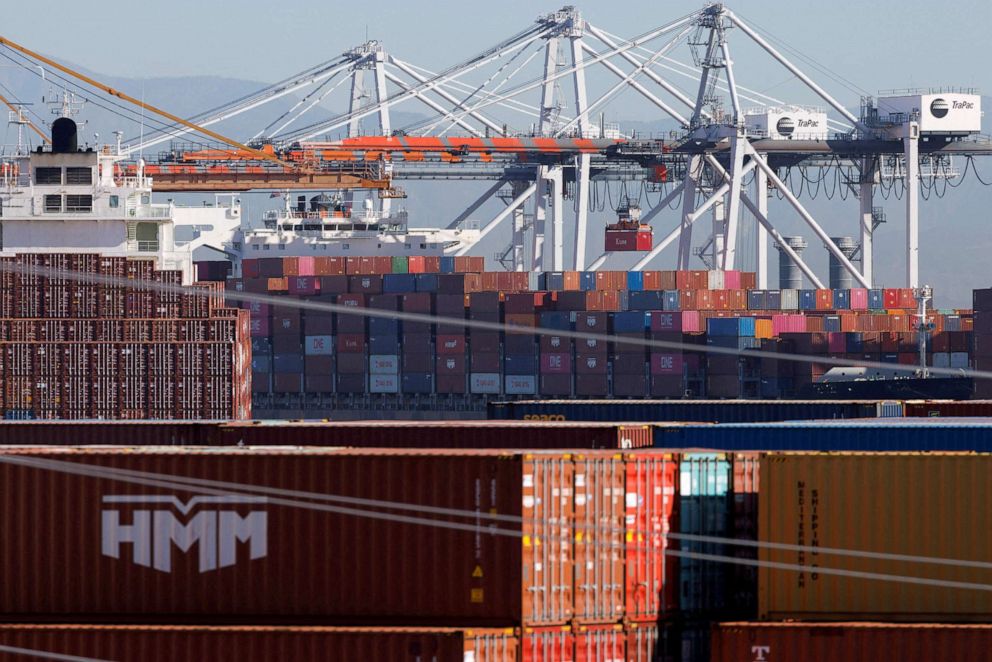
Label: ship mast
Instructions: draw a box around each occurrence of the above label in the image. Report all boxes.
[915,285,933,379]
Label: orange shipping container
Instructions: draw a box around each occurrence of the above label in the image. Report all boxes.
[659,271,678,291]
[641,271,662,291]
[759,453,992,621]
[0,448,575,625]
[711,622,992,662]
[266,277,288,292]
[0,625,520,662]
[563,271,582,291]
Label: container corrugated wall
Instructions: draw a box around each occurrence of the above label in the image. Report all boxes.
[678,453,731,618]
[711,622,992,662]
[0,625,519,662]
[0,448,573,625]
[759,453,992,621]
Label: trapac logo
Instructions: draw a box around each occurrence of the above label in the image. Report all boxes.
[930,98,949,118]
[775,117,796,136]
[102,495,268,573]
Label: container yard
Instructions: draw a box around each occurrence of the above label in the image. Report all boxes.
[1,1,991,660]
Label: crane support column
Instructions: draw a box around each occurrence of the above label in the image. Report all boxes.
[721,127,746,270]
[678,155,703,269]
[570,34,591,270]
[755,153,769,288]
[511,181,528,272]
[859,157,876,288]
[904,121,920,288]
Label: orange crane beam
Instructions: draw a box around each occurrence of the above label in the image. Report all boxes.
[0,90,49,144]
[121,164,391,192]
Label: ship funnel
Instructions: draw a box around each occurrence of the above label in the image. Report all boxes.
[51,117,78,153]
[827,237,859,290]
[775,236,807,290]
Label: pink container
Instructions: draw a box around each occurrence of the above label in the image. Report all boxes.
[650,353,684,375]
[723,270,742,289]
[296,256,316,277]
[850,288,868,310]
[681,310,702,333]
[246,301,270,317]
[828,332,847,353]
[772,314,807,335]
[540,352,573,374]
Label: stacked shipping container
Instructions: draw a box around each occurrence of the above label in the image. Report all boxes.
[234,263,977,415]
[0,254,250,419]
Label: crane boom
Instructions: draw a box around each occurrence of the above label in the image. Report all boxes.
[0,90,49,144]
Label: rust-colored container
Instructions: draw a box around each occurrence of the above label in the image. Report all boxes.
[759,453,992,621]
[902,400,992,417]
[573,623,625,662]
[0,447,573,625]
[520,625,573,662]
[623,621,658,662]
[711,622,992,662]
[623,451,678,622]
[572,452,625,624]
[0,625,519,662]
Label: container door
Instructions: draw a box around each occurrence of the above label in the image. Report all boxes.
[573,453,625,623]
[522,455,574,624]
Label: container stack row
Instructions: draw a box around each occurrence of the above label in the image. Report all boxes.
[974,287,992,398]
[0,253,251,420]
[233,265,975,410]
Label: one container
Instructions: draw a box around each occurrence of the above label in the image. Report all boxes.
[0,448,575,625]
[759,452,992,621]
[623,451,678,621]
[711,622,992,662]
[0,625,520,662]
[679,453,731,618]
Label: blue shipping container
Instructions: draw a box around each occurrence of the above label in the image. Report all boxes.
[272,353,303,373]
[369,317,400,336]
[662,419,992,451]
[765,290,783,310]
[382,274,418,294]
[663,290,680,311]
[869,288,885,310]
[611,311,649,333]
[747,291,767,311]
[823,316,842,333]
[628,291,664,312]
[414,274,439,293]
[504,354,539,375]
[539,272,565,291]
[846,332,864,353]
[368,335,401,354]
[579,272,597,291]
[252,354,272,373]
[707,317,756,337]
[439,256,455,274]
[538,311,572,330]
[401,373,434,394]
[626,271,644,292]
[799,290,817,310]
[706,336,761,350]
[833,289,851,309]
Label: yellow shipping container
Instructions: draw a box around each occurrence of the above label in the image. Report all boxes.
[759,453,992,621]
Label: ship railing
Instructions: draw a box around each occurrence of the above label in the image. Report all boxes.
[127,240,160,253]
[115,176,153,189]
[128,205,172,219]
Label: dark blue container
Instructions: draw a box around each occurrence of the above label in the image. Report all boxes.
[611,311,649,333]
[251,337,272,354]
[823,316,842,333]
[539,272,565,291]
[579,272,597,291]
[439,256,456,273]
[679,453,730,617]
[401,373,434,394]
[414,274,439,293]
[707,317,755,337]
[488,400,894,423]
[799,289,817,310]
[628,291,664,312]
[272,353,303,373]
[659,419,992,451]
[766,290,783,309]
[869,288,885,310]
[706,336,760,350]
[504,354,538,375]
[747,290,767,310]
[369,317,400,336]
[383,274,418,294]
[663,290,680,311]
[626,271,644,292]
[251,354,272,373]
[538,311,572,330]
[368,335,401,354]
[846,332,864,353]
[833,289,851,310]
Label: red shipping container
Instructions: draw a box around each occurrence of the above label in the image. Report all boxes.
[372,256,392,275]
[241,260,260,279]
[345,257,362,275]
[0,624,520,662]
[711,622,992,662]
[572,452,625,624]
[436,374,467,394]
[883,288,901,309]
[815,289,833,310]
[424,256,441,274]
[573,623,625,662]
[407,256,426,274]
[336,334,365,353]
[641,271,662,291]
[313,256,346,276]
[575,353,608,375]
[437,335,466,355]
[605,229,651,252]
[624,622,658,662]
[520,626,573,662]
[287,276,319,295]
[624,451,678,621]
[899,288,917,309]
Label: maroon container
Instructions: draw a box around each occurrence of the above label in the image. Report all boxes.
[574,312,607,332]
[336,353,366,374]
[336,334,365,353]
[612,373,647,397]
[470,352,501,373]
[318,275,349,294]
[304,375,334,392]
[348,275,383,294]
[435,355,466,375]
[575,354,608,375]
[304,356,334,376]
[0,448,576,624]
[612,354,645,374]
[303,314,333,335]
[540,353,573,374]
[650,353,684,375]
[272,373,302,393]
[436,375,467,395]
[470,332,501,354]
[539,374,572,396]
[402,353,433,373]
[575,374,609,396]
[335,373,366,393]
[436,335,466,355]
[539,334,572,353]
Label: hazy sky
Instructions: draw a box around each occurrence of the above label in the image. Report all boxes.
[4,1,991,305]
[6,0,991,93]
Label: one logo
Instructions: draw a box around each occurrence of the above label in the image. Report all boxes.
[446,358,456,370]
[102,495,267,573]
[776,117,796,136]
[586,357,598,369]
[930,98,949,118]
[751,646,771,661]
[585,318,596,328]
[796,118,819,128]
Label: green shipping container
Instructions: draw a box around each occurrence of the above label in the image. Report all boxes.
[391,256,409,273]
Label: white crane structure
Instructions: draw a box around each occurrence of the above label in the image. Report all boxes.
[66,3,991,289]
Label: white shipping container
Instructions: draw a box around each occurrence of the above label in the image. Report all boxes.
[304,335,334,356]
[505,375,536,395]
[780,289,799,310]
[950,352,970,369]
[707,270,725,290]
[369,374,399,393]
[370,354,400,375]
[470,373,501,394]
